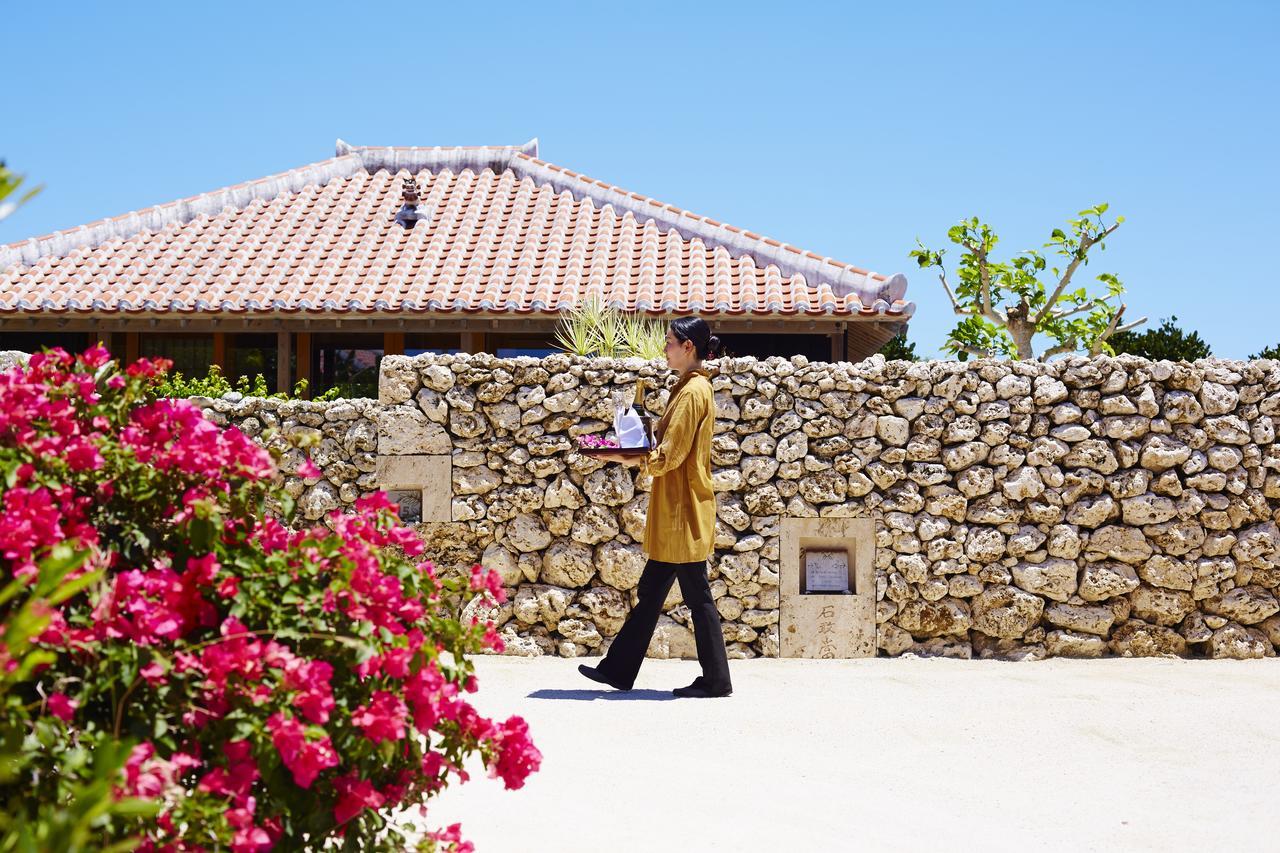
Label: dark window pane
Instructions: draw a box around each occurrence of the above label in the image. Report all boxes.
[405,333,462,356]
[715,333,828,361]
[489,333,557,360]
[140,335,213,379]
[0,332,90,355]
[312,334,383,399]
[228,334,279,393]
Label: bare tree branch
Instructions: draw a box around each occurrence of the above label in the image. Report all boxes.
[937,268,970,316]
[959,238,1005,324]
[1049,294,1116,321]
[1033,220,1122,326]
[975,245,994,320]
[1087,303,1137,356]
[1040,339,1079,361]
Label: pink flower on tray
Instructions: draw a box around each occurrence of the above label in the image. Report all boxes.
[576,434,619,450]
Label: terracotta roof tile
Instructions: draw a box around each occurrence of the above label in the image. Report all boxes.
[0,141,913,321]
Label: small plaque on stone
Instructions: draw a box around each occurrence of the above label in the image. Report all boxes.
[804,549,850,594]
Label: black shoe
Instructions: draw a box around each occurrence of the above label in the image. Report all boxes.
[672,679,732,698]
[578,663,632,691]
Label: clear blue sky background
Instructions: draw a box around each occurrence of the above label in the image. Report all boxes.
[3,1,1277,358]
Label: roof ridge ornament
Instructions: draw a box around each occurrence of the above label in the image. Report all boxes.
[395,176,428,229]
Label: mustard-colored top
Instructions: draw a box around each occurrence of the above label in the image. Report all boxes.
[638,368,716,563]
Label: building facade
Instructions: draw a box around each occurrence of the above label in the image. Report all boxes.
[0,140,914,396]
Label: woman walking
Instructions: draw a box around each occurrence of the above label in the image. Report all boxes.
[578,317,733,698]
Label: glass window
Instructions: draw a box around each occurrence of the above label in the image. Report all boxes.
[497,346,558,358]
[715,333,828,361]
[311,334,383,399]
[490,334,557,359]
[140,334,213,379]
[227,334,279,393]
[0,332,91,355]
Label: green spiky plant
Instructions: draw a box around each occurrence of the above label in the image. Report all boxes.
[553,297,666,360]
[619,311,667,360]
[0,160,42,223]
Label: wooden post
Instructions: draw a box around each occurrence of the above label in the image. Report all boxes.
[461,332,484,354]
[276,331,291,395]
[830,332,844,364]
[124,332,140,365]
[296,333,312,399]
[213,333,228,375]
[384,332,405,356]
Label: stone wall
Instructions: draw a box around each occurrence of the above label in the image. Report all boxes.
[197,396,383,516]
[203,351,1280,661]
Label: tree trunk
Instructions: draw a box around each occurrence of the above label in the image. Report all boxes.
[1006,303,1036,359]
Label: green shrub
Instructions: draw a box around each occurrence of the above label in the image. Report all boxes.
[877,332,919,362]
[152,365,342,401]
[1108,316,1211,361]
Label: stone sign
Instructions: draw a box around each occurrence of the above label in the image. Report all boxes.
[780,517,875,658]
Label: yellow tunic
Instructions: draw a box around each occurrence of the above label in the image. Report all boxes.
[638,368,716,563]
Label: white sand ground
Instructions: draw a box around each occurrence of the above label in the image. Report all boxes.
[416,656,1280,852]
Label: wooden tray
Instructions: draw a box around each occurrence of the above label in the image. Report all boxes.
[578,446,650,457]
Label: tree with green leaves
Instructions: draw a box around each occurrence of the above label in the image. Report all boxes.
[0,160,42,222]
[1108,316,1211,361]
[877,330,919,362]
[911,204,1145,360]
[1251,344,1280,360]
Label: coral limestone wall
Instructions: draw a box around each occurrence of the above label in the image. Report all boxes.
[201,351,1280,661]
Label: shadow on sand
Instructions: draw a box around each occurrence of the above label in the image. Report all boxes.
[526,688,677,702]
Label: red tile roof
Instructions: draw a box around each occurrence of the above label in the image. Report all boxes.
[0,140,913,321]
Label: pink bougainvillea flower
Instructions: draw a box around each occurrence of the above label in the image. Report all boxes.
[469,563,508,603]
[46,692,78,721]
[332,773,385,825]
[197,739,260,801]
[576,433,619,449]
[125,356,172,379]
[425,822,475,853]
[64,438,104,472]
[295,458,322,479]
[139,660,168,686]
[351,690,409,743]
[486,715,542,790]
[79,345,111,369]
[121,742,200,800]
[0,345,541,848]
[266,713,339,789]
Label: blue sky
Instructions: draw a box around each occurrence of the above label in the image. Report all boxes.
[3,1,1277,358]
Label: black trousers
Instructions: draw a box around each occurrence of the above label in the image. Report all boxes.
[598,558,732,691]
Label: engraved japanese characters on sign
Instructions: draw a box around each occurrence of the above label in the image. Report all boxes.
[817,604,838,659]
[804,548,850,594]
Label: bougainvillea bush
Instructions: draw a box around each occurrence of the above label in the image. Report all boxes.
[0,347,540,851]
